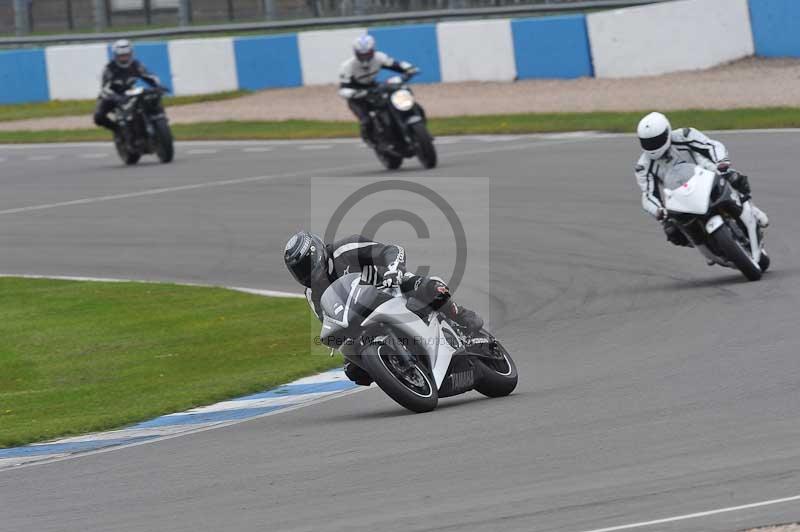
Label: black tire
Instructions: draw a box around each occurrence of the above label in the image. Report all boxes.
[154,118,174,163]
[710,224,762,281]
[410,122,437,169]
[114,133,140,166]
[759,249,771,273]
[360,342,438,413]
[376,149,403,170]
[473,334,518,398]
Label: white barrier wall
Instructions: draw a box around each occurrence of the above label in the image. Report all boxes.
[298,27,367,86]
[168,38,238,96]
[587,0,754,78]
[45,44,108,100]
[437,19,516,82]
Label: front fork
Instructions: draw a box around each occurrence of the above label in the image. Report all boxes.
[705,201,762,264]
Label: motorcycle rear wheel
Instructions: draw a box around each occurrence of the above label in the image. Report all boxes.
[154,118,174,163]
[710,224,762,281]
[472,332,518,398]
[360,341,438,413]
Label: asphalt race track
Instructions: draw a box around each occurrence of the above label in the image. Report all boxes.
[1,132,799,532]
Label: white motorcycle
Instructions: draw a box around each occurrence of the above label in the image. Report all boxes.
[662,162,770,281]
[319,273,517,413]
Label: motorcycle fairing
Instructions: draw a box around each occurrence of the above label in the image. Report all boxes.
[664,168,715,215]
[361,296,462,389]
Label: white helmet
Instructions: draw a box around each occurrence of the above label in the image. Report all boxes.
[111,39,134,68]
[353,34,375,66]
[637,112,672,160]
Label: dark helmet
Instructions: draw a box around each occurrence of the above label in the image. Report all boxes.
[284,231,327,288]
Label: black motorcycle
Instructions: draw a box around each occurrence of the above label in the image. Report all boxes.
[363,72,437,170]
[113,86,174,166]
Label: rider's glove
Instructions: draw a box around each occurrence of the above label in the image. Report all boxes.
[717,160,731,173]
[727,171,751,195]
[656,207,668,222]
[380,268,401,289]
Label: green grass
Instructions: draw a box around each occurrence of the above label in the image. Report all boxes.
[0,278,336,448]
[0,107,798,143]
[0,91,248,123]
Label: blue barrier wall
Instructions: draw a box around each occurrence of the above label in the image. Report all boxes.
[234,34,302,90]
[132,42,174,90]
[0,49,49,104]
[748,0,800,57]
[511,15,593,79]
[369,24,441,83]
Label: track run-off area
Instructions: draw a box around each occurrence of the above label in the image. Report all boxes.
[0,132,798,532]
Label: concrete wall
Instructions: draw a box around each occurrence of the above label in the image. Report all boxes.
[168,38,239,95]
[45,43,109,100]
[1,1,796,104]
[437,19,516,82]
[587,0,754,78]
[298,27,366,86]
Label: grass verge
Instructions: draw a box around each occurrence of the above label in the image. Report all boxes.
[0,91,248,123]
[0,107,798,143]
[0,277,335,448]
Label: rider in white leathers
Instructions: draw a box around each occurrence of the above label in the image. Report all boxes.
[338,34,418,146]
[635,112,769,246]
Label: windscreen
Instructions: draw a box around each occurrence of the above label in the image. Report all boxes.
[320,273,361,319]
[663,162,698,190]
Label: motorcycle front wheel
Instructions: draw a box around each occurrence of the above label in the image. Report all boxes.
[376,149,403,170]
[472,332,518,398]
[153,118,174,163]
[710,223,762,281]
[114,132,140,166]
[360,341,438,413]
[410,122,437,169]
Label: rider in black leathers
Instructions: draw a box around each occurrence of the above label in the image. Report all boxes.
[93,39,161,134]
[284,231,484,386]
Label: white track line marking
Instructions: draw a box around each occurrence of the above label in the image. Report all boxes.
[78,153,108,159]
[0,274,304,299]
[0,160,372,216]
[0,138,590,217]
[242,147,273,153]
[186,149,219,155]
[299,144,332,150]
[576,494,800,532]
[0,129,797,152]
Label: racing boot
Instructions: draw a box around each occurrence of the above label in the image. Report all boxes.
[343,360,373,387]
[446,301,484,334]
[751,204,769,228]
